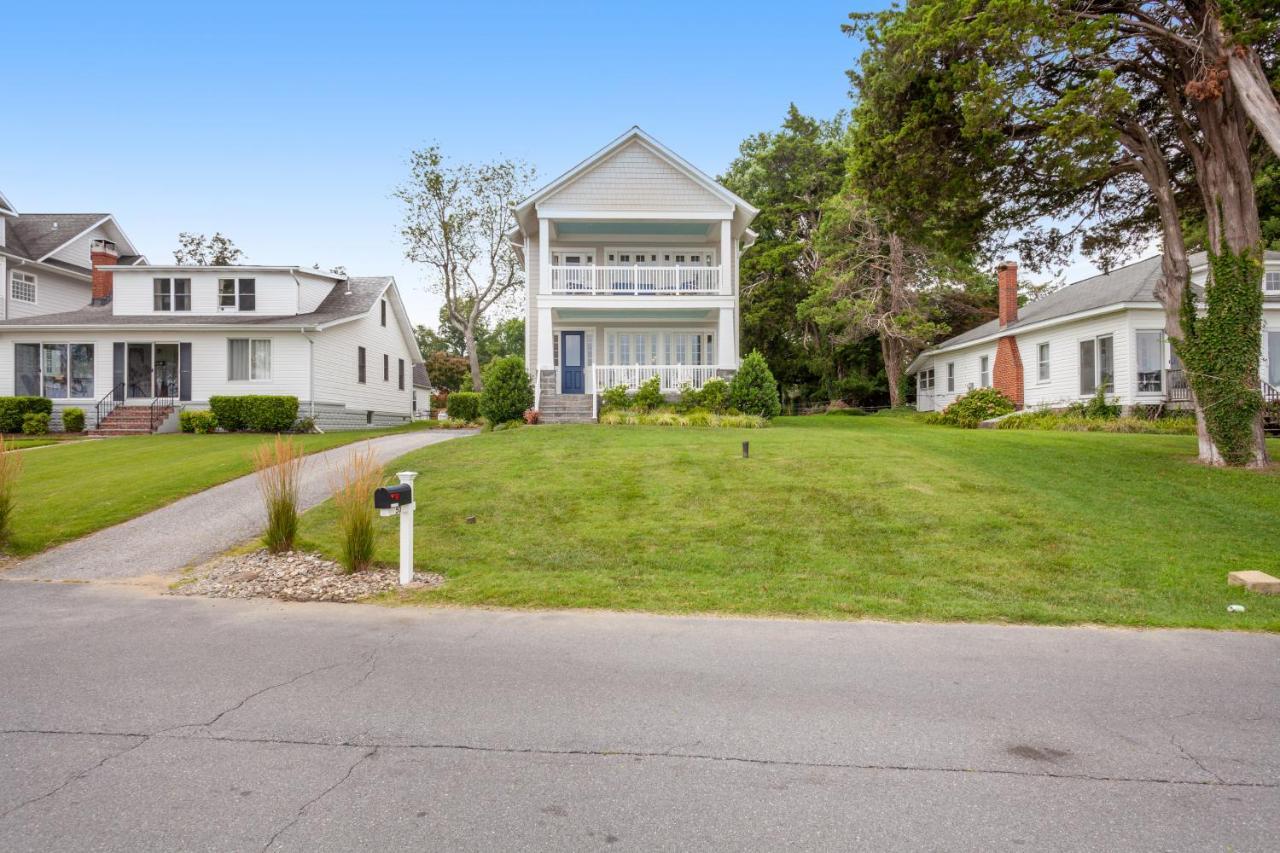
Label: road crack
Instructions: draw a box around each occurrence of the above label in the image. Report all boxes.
[260,747,377,850]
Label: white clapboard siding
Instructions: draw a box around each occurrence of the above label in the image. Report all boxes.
[1017,310,1132,408]
[112,269,300,316]
[4,267,91,319]
[543,141,726,212]
[311,297,415,415]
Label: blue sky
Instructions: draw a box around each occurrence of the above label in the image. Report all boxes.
[4,1,1103,326]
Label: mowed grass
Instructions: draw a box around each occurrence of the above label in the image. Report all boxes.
[5,425,432,556]
[297,414,1280,630]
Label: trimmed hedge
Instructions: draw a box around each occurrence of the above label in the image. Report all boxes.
[0,397,53,433]
[480,357,534,425]
[208,395,299,432]
[446,391,481,423]
[22,412,50,435]
[180,410,218,434]
[61,407,86,433]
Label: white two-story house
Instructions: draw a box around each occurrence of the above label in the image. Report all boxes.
[0,240,424,432]
[507,127,758,422]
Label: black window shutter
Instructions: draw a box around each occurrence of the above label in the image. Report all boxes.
[398,359,405,390]
[381,300,387,326]
[179,343,192,401]
[358,347,366,383]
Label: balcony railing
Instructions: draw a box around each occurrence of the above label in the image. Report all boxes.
[594,364,720,393]
[550,265,720,295]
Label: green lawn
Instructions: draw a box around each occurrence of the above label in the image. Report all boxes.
[296,414,1280,630]
[6,424,435,556]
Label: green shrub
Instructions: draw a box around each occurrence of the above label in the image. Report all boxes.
[601,384,631,412]
[597,408,769,429]
[180,410,218,434]
[931,387,1015,428]
[699,377,730,414]
[208,396,298,432]
[678,383,702,412]
[294,416,316,434]
[490,419,524,432]
[0,397,53,433]
[686,409,712,427]
[22,412,50,435]
[632,376,663,412]
[479,357,534,425]
[61,407,86,433]
[208,396,247,431]
[997,410,1196,435]
[729,351,781,419]
[446,391,481,423]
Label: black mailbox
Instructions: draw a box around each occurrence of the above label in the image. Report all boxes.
[374,482,413,509]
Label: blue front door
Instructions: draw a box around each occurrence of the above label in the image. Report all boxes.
[561,331,585,394]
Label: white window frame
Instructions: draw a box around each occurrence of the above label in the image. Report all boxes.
[946,362,955,392]
[979,355,990,388]
[14,341,95,399]
[1078,333,1115,396]
[1134,329,1165,395]
[152,277,192,312]
[552,248,597,265]
[1264,271,1280,293]
[218,278,257,312]
[10,270,36,305]
[603,246,717,266]
[1037,342,1050,383]
[227,338,271,382]
[602,328,715,366]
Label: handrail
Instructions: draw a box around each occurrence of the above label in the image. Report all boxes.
[150,395,176,430]
[94,382,124,428]
[549,265,721,295]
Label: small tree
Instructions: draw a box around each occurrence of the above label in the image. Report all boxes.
[396,146,534,390]
[173,232,244,265]
[730,351,782,419]
[425,350,469,392]
[479,356,534,424]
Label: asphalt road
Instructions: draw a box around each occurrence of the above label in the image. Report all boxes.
[1,582,1277,851]
[7,429,475,581]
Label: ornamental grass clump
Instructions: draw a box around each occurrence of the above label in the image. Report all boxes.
[0,440,22,548]
[330,447,382,573]
[253,436,305,553]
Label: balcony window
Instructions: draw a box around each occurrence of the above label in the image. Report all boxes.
[1135,330,1163,393]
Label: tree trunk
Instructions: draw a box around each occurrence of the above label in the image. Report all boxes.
[881,336,904,409]
[1225,45,1280,160]
[883,233,909,408]
[463,325,482,391]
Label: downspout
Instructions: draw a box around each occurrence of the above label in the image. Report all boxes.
[301,327,322,432]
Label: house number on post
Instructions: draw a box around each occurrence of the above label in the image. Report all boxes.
[374,471,418,586]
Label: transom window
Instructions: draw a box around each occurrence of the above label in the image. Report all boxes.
[227,338,270,381]
[10,271,36,304]
[218,278,256,311]
[14,342,94,398]
[153,277,191,312]
[1079,334,1114,395]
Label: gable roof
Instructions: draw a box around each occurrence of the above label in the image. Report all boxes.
[509,127,758,244]
[909,249,1280,372]
[1,213,142,267]
[0,191,16,217]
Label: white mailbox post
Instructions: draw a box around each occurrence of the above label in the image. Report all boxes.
[396,471,418,586]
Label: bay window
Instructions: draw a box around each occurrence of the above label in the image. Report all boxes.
[228,338,271,381]
[13,343,94,398]
[1135,330,1164,393]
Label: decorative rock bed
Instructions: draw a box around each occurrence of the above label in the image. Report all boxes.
[171,549,444,603]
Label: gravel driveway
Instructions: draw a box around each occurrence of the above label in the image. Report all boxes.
[7,429,475,581]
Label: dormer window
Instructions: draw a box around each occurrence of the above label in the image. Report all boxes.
[153,278,191,311]
[218,278,256,311]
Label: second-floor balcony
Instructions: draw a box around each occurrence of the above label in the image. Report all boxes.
[549,265,721,296]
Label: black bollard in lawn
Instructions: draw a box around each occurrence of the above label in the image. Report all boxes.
[742,441,749,459]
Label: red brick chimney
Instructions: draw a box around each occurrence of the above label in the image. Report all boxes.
[993,259,1024,408]
[997,259,1018,327]
[90,239,118,305]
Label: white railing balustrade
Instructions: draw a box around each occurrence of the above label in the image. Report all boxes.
[593,364,719,393]
[550,265,720,295]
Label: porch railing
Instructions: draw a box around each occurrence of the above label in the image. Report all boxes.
[94,382,125,428]
[550,265,720,295]
[1166,369,1192,403]
[593,364,720,393]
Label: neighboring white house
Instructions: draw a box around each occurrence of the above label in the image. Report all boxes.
[908,251,1280,413]
[0,241,425,432]
[0,189,147,320]
[506,127,759,422]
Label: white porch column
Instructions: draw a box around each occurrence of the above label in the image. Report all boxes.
[717,306,736,368]
[538,217,551,295]
[719,218,732,295]
[537,307,554,370]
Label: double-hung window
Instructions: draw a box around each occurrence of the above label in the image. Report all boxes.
[979,355,990,388]
[1135,330,1164,393]
[10,271,36,305]
[1265,271,1280,294]
[919,367,935,392]
[228,339,271,381]
[1079,334,1114,395]
[946,362,955,392]
[14,342,94,398]
[153,278,191,312]
[218,278,256,311]
[1037,343,1050,382]
[357,347,367,383]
